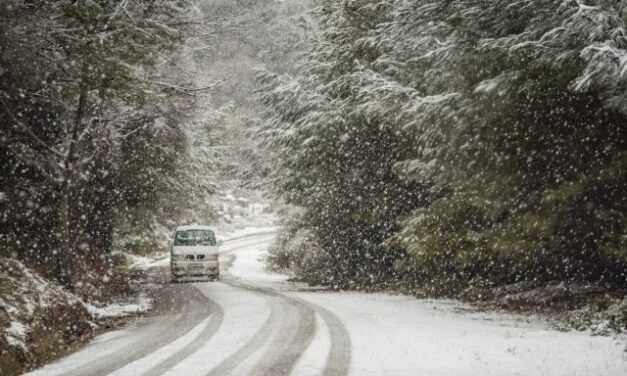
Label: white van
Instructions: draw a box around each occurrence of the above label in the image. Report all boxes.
[170,225,219,282]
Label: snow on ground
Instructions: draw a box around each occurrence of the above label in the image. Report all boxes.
[84,293,153,319]
[114,250,170,270]
[296,292,627,376]
[5,321,28,350]
[75,282,271,376]
[291,311,331,376]
[216,224,279,242]
[152,283,270,376]
[127,253,166,270]
[232,237,627,376]
[24,326,138,376]
[19,231,627,376]
[108,316,213,376]
[226,237,287,284]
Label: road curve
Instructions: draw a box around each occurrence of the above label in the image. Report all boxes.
[26,282,217,376]
[201,235,351,376]
[26,233,627,376]
[204,279,316,376]
[214,277,352,376]
[140,298,224,376]
[25,233,351,376]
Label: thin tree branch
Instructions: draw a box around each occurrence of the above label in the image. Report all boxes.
[0,96,66,158]
[148,80,217,95]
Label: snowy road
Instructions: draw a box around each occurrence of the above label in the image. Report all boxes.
[26,233,627,376]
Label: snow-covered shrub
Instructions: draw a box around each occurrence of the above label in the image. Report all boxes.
[389,195,497,296]
[560,296,627,335]
[267,226,321,276]
[266,213,325,280]
[0,257,151,375]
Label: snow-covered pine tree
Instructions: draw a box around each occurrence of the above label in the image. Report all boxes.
[260,0,429,288]
[387,0,627,294]
[262,0,627,294]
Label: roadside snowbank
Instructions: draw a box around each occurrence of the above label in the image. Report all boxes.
[112,251,169,271]
[215,225,279,242]
[0,258,152,375]
[0,259,85,349]
[84,293,153,320]
[0,258,91,374]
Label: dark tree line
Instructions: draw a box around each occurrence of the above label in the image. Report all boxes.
[0,0,197,288]
[261,0,627,294]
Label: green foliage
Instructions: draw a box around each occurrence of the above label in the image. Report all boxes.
[390,0,627,294]
[0,0,196,284]
[263,0,627,295]
[266,213,322,277]
[260,0,428,289]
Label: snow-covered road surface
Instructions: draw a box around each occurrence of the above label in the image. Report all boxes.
[25,233,627,376]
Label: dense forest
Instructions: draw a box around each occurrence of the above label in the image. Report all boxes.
[263,0,627,296]
[0,1,313,373]
[0,0,309,281]
[1,1,626,374]
[1,0,625,311]
[0,0,200,289]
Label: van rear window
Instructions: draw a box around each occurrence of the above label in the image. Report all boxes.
[174,230,216,246]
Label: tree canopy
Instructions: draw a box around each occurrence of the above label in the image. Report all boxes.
[261,0,627,294]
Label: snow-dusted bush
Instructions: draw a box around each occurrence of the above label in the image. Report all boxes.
[266,213,326,281]
[267,226,322,276]
[0,257,151,375]
[560,296,627,335]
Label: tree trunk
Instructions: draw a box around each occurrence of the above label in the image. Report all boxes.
[56,184,72,286]
[56,60,89,288]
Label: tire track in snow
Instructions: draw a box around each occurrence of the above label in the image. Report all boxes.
[216,235,351,376]
[59,284,213,376]
[203,278,317,376]
[210,277,350,376]
[250,297,315,376]
[139,297,225,376]
[203,292,279,376]
[227,280,316,376]
[311,302,351,376]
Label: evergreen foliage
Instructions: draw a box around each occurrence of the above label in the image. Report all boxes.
[0,0,196,287]
[260,0,428,289]
[261,0,627,294]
